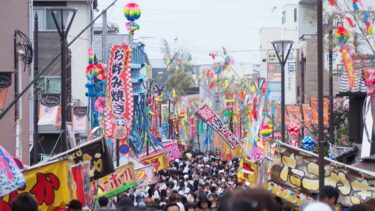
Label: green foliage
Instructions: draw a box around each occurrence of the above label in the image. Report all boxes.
[160,39,195,96]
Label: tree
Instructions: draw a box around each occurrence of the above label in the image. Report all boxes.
[160,39,195,96]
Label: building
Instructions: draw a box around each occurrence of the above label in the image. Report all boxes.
[259,4,298,104]
[0,0,32,164]
[33,0,95,162]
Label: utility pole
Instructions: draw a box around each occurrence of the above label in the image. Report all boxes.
[102,10,107,63]
[33,14,39,164]
[317,0,326,192]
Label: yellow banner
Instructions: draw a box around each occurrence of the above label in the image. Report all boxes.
[237,159,259,187]
[141,153,169,172]
[0,160,73,210]
[93,163,137,198]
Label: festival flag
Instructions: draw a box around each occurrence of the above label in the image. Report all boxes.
[38,94,60,126]
[164,142,182,161]
[141,152,169,172]
[0,146,25,197]
[0,160,73,210]
[310,98,329,126]
[135,164,157,187]
[0,72,12,113]
[72,107,88,133]
[92,163,137,198]
[105,45,133,139]
[221,140,234,161]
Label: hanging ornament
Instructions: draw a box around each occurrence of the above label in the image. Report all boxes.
[329,0,336,6]
[353,0,360,11]
[341,47,356,88]
[345,16,355,27]
[336,24,350,44]
[124,3,141,22]
[287,123,300,137]
[261,124,273,138]
[302,136,314,151]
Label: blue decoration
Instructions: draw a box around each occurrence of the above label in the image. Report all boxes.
[302,136,314,151]
[119,144,130,154]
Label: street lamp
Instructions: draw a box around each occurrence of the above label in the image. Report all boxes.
[272,40,294,143]
[49,8,76,152]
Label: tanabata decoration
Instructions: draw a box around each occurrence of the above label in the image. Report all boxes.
[336,25,350,44]
[364,11,373,35]
[329,0,336,6]
[261,124,272,138]
[353,0,360,11]
[288,123,300,147]
[287,123,300,137]
[345,16,355,27]
[124,3,141,34]
[0,146,25,197]
[124,3,141,22]
[302,136,314,151]
[365,69,375,95]
[341,46,356,88]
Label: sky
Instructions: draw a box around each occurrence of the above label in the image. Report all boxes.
[96,0,297,65]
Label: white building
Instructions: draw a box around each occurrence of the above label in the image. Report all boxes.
[259,4,298,104]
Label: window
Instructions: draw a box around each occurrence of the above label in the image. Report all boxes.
[33,8,70,31]
[44,77,61,94]
[294,8,297,22]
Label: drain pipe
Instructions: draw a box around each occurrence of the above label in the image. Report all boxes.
[16,51,24,160]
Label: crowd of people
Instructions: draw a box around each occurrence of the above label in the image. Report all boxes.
[9,151,371,211]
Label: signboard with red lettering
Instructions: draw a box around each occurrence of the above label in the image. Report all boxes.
[92,163,137,198]
[195,104,240,149]
[270,143,375,207]
[105,45,133,139]
[0,160,73,210]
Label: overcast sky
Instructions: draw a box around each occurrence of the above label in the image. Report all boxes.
[96,0,297,65]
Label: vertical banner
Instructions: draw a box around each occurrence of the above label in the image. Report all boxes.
[310,98,329,126]
[38,94,60,126]
[135,164,157,187]
[0,160,73,210]
[0,72,12,113]
[92,163,137,198]
[105,45,133,139]
[302,104,313,127]
[71,162,93,208]
[310,98,319,125]
[72,107,88,133]
[195,104,240,149]
[0,146,25,197]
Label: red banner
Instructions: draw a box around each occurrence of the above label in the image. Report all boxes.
[195,104,240,149]
[105,45,133,139]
